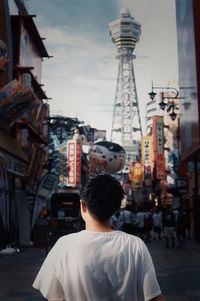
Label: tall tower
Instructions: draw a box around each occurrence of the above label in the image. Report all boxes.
[109,9,142,172]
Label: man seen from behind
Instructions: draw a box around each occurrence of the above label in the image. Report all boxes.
[33,173,165,301]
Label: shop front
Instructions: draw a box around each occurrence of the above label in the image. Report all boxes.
[0,130,28,249]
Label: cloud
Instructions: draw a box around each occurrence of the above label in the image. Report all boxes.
[43,25,113,53]
[39,24,118,136]
[41,26,87,47]
[41,24,118,82]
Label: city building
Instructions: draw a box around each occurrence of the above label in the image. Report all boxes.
[176,0,200,242]
[145,91,181,206]
[0,0,50,249]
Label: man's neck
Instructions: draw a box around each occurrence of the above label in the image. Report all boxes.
[85,216,113,233]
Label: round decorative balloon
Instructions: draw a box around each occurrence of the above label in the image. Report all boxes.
[88,141,126,173]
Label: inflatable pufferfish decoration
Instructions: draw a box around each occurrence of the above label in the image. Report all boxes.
[88,140,126,173]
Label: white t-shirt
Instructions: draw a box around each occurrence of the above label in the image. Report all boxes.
[33,230,161,301]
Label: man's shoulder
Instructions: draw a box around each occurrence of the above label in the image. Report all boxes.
[120,232,143,246]
[57,231,84,244]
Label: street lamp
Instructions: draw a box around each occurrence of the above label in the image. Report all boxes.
[148,81,179,121]
[149,82,183,208]
[167,100,179,121]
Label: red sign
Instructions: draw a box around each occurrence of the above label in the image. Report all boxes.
[67,140,81,186]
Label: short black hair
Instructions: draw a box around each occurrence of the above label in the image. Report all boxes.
[80,174,125,221]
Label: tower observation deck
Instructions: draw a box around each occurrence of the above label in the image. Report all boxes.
[109,9,142,172]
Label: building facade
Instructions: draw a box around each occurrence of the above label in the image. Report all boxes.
[0,0,50,249]
[176,0,200,241]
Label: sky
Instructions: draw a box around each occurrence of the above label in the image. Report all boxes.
[28,0,178,138]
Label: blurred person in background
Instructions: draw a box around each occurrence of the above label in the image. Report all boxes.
[162,205,176,248]
[152,208,162,241]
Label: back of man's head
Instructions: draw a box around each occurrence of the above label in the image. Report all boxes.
[80,174,125,221]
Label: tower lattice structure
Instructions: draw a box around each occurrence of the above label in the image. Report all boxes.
[109,9,142,171]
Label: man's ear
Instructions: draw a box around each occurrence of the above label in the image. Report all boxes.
[80,199,87,213]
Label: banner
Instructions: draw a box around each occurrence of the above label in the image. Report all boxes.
[130,161,143,190]
[67,140,81,186]
[141,136,153,186]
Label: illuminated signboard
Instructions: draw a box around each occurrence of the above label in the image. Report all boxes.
[130,161,142,190]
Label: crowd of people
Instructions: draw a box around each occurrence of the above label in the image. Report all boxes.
[110,203,191,248]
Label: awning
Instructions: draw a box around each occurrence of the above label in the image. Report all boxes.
[0,130,28,163]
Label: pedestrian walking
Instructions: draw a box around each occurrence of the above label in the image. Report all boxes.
[162,205,176,248]
[152,208,162,241]
[175,207,187,247]
[119,205,137,235]
[33,174,165,301]
[144,209,153,243]
[136,207,146,240]
[110,211,121,230]
[185,208,192,239]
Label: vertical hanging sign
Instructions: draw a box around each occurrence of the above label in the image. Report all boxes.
[67,140,81,186]
[141,136,153,186]
[122,63,132,147]
[152,116,165,179]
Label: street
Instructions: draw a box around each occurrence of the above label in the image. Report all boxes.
[149,239,200,301]
[0,238,200,301]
